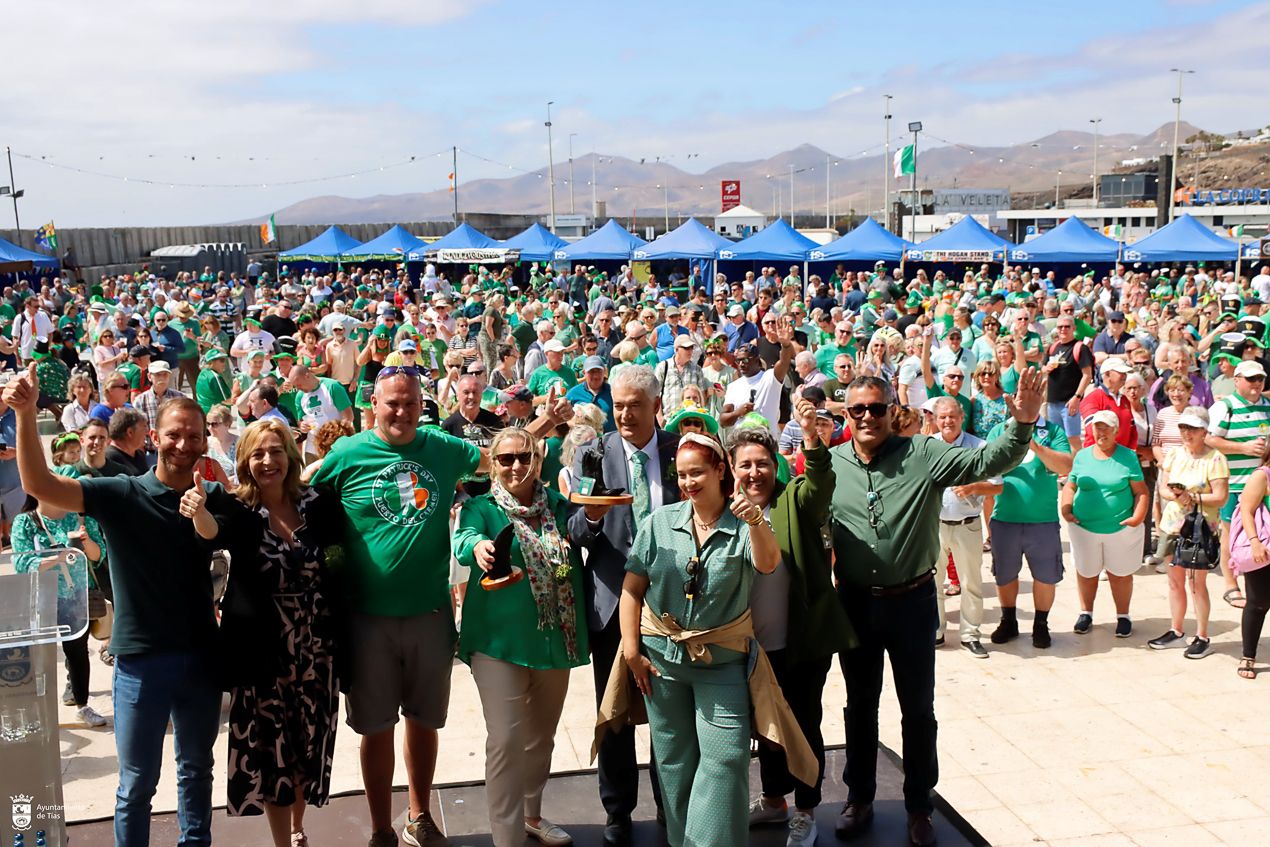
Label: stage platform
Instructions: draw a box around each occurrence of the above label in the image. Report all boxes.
[66,747,982,845]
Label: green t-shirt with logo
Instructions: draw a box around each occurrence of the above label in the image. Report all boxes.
[988,418,1069,524]
[527,364,577,396]
[312,427,480,616]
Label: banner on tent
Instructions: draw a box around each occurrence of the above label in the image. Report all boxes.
[433,248,519,263]
[906,248,1002,263]
[718,249,737,259]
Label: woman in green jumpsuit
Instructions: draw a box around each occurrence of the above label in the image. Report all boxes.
[620,433,781,847]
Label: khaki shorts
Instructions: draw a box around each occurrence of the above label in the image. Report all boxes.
[1068,522,1144,579]
[345,609,456,736]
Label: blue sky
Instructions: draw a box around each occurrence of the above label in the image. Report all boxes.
[3,0,1265,226]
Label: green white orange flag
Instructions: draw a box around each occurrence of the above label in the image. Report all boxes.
[893,145,915,179]
[260,214,277,245]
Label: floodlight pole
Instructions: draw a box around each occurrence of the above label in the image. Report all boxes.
[883,95,893,231]
[568,133,577,214]
[1168,69,1195,223]
[546,101,557,232]
[452,146,459,223]
[908,122,922,242]
[1090,118,1102,205]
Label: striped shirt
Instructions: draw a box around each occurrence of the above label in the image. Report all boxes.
[1207,392,1270,491]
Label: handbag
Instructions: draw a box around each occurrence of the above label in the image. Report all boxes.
[1173,504,1219,570]
[1228,467,1270,575]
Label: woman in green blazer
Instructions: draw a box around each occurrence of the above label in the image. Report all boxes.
[730,397,858,847]
[453,426,588,847]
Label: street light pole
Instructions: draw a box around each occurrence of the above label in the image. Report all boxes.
[908,122,922,242]
[545,101,557,232]
[883,94,893,231]
[591,154,598,221]
[825,155,832,228]
[1168,68,1195,223]
[1090,117,1102,206]
[659,184,669,233]
[568,133,577,215]
[1055,170,1062,208]
[788,164,795,225]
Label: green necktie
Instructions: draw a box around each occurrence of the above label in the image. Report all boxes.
[630,449,651,526]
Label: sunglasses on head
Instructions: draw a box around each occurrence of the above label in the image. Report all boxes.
[846,402,890,420]
[376,365,420,381]
[493,451,533,468]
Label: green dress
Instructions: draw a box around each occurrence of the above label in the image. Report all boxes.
[451,490,588,669]
[626,501,756,847]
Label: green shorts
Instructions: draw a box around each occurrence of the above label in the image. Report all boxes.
[1220,490,1242,524]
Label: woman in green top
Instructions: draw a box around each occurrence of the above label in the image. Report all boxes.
[353,326,392,429]
[11,496,109,727]
[452,427,586,847]
[621,434,780,847]
[1061,410,1150,638]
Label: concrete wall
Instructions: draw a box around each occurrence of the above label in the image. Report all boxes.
[2,213,544,279]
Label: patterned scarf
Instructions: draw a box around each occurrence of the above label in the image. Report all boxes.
[490,480,579,661]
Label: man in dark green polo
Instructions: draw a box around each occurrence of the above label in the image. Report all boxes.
[828,368,1044,847]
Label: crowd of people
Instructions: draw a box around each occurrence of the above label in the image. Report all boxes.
[5,253,1270,847]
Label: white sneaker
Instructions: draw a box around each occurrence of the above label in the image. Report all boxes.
[787,810,818,846]
[77,705,108,728]
[748,795,790,826]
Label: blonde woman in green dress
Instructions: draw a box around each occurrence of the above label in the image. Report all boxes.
[453,427,588,847]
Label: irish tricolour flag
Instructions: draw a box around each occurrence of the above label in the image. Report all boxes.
[893,145,915,179]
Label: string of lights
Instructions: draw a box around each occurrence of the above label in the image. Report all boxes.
[10,149,453,189]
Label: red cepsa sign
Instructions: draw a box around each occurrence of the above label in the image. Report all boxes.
[721,180,741,211]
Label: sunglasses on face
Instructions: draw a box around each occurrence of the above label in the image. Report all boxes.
[846,402,890,420]
[493,451,533,468]
[678,419,706,432]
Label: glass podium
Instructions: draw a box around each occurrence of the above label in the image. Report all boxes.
[0,547,88,847]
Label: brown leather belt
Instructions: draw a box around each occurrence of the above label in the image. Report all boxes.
[868,570,935,597]
[940,516,979,526]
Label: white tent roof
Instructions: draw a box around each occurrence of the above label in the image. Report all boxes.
[715,204,766,219]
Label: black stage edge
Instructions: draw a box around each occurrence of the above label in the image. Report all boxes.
[66,746,985,845]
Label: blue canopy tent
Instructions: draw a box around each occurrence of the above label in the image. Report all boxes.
[905,216,1013,264]
[634,218,732,294]
[498,223,568,262]
[555,219,647,262]
[344,225,427,261]
[808,217,910,264]
[1007,216,1121,264]
[278,226,363,262]
[407,222,512,263]
[0,236,59,273]
[1121,214,1238,264]
[717,219,816,262]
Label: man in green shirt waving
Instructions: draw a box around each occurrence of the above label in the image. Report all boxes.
[829,367,1044,846]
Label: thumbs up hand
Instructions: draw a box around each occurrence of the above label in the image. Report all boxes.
[1,362,40,412]
[179,470,209,519]
[730,476,763,527]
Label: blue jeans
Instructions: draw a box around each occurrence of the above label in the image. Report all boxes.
[1046,401,1083,437]
[112,651,222,847]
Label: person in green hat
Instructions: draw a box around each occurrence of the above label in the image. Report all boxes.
[195,349,233,413]
[665,404,719,436]
[859,290,884,334]
[32,337,71,413]
[353,324,394,429]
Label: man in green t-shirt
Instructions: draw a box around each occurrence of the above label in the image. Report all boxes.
[984,417,1072,649]
[526,339,577,398]
[194,350,233,413]
[311,370,486,846]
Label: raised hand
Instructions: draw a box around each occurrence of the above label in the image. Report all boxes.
[2,362,39,412]
[1003,365,1045,424]
[793,396,819,443]
[179,471,209,520]
[730,478,763,526]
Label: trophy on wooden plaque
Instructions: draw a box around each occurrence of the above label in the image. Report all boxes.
[569,437,635,506]
[480,525,524,591]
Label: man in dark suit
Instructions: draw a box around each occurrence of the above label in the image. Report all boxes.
[568,363,679,846]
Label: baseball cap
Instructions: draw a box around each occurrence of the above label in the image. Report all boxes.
[727,305,745,317]
[1177,410,1209,429]
[1087,410,1121,429]
[1107,310,1126,321]
[147,360,171,374]
[582,355,606,372]
[665,306,681,317]
[543,339,566,353]
[882,309,898,321]
[129,344,153,359]
[1100,358,1133,375]
[1235,360,1267,379]
[204,349,229,363]
[398,339,418,352]
[503,384,533,403]
[674,334,695,349]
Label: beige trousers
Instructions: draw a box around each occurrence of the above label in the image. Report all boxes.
[470,652,571,847]
[937,517,985,642]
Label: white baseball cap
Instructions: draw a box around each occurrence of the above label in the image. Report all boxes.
[543,339,566,353]
[1087,409,1121,429]
[1100,358,1133,376]
[1235,360,1267,379]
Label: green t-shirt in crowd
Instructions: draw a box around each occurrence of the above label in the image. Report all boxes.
[117,361,144,391]
[195,367,232,412]
[1069,444,1143,534]
[311,427,480,616]
[988,418,1069,524]
[527,364,577,396]
[170,319,201,360]
[927,383,974,429]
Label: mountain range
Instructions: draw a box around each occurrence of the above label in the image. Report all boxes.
[253,121,1205,225]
